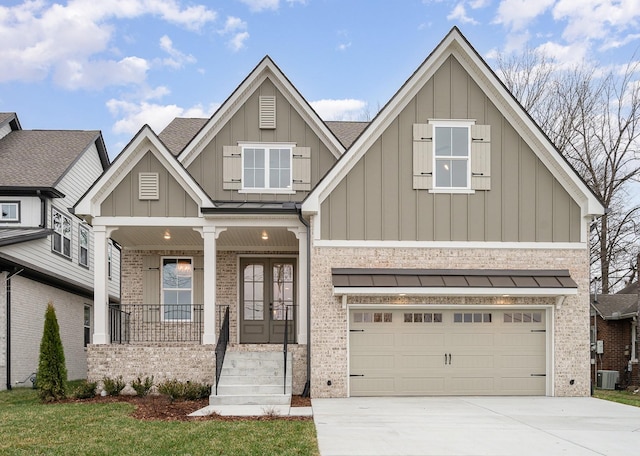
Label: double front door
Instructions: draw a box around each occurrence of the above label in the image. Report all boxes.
[240,258,296,343]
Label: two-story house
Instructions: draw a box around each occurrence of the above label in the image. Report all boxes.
[0,112,120,390]
[75,28,603,402]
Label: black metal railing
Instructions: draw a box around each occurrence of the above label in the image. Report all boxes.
[215,306,230,395]
[283,304,289,395]
[109,303,204,343]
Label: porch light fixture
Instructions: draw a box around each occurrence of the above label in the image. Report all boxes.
[163,230,171,240]
[261,230,269,240]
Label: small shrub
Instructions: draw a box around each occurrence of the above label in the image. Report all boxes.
[73,380,97,399]
[102,376,125,396]
[37,302,67,402]
[131,376,154,397]
[157,379,211,400]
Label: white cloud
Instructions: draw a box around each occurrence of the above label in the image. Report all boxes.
[311,99,368,121]
[239,0,280,12]
[159,35,196,69]
[229,32,250,51]
[494,0,554,31]
[447,3,478,24]
[107,96,219,135]
[535,40,589,68]
[337,42,352,51]
[0,0,217,88]
[219,16,250,51]
[469,0,490,7]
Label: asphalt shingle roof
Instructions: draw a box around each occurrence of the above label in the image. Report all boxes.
[158,118,208,156]
[591,293,638,319]
[324,121,369,148]
[0,130,99,187]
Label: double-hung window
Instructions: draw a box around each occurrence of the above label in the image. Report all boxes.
[0,202,19,222]
[243,145,292,191]
[162,257,193,321]
[78,225,89,267]
[52,208,72,258]
[433,121,472,189]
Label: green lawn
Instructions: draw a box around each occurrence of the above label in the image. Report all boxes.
[0,387,319,456]
[594,389,640,408]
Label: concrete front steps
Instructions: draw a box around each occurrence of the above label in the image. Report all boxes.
[208,351,293,413]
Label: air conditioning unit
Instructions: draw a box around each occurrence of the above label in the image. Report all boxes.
[597,370,619,390]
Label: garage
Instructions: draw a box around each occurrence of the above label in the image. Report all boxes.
[349,308,548,396]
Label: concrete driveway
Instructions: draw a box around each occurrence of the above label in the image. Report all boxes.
[312,396,640,455]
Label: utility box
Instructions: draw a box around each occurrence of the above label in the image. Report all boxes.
[596,370,619,390]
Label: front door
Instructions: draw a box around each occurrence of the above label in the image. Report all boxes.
[240,258,296,343]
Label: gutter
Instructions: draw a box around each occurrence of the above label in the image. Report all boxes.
[4,268,23,390]
[296,204,311,398]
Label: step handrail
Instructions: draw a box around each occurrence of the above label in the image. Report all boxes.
[283,304,289,395]
[215,306,230,395]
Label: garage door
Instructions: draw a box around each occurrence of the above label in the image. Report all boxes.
[349,308,546,396]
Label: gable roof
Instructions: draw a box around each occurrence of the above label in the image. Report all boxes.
[302,27,605,219]
[616,281,638,295]
[325,121,369,148]
[74,124,214,218]
[178,56,345,167]
[0,112,21,132]
[0,129,108,190]
[591,293,638,319]
[159,117,208,156]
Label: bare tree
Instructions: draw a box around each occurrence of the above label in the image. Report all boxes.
[497,52,640,293]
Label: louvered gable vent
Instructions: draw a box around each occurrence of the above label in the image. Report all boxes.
[259,95,276,129]
[139,172,159,200]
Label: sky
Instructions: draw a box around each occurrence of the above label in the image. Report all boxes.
[1,0,640,159]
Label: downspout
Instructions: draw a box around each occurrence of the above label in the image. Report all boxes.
[5,268,23,390]
[297,206,311,398]
[37,191,46,228]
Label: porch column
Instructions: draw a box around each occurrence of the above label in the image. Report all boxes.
[93,225,109,344]
[289,226,308,345]
[201,226,224,345]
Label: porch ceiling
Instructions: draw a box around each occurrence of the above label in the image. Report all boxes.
[110,226,298,251]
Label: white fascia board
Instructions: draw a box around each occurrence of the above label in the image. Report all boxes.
[93,216,205,227]
[313,240,588,250]
[179,58,344,168]
[333,287,578,297]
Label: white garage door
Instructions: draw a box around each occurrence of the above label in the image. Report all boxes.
[349,308,547,396]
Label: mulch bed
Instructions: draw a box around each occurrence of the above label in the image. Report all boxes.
[62,394,312,422]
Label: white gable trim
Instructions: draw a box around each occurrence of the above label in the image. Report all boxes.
[302,28,604,220]
[75,125,213,217]
[179,57,345,168]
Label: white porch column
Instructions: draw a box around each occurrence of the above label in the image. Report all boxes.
[92,225,109,344]
[201,226,225,345]
[289,226,308,345]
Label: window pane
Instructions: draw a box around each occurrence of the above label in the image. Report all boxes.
[63,238,71,257]
[434,313,442,323]
[435,127,452,156]
[451,127,468,156]
[424,313,432,323]
[435,159,452,187]
[414,313,423,323]
[451,160,467,187]
[404,313,413,323]
[80,249,88,266]
[163,260,177,287]
[164,290,178,305]
[177,291,191,305]
[354,312,363,323]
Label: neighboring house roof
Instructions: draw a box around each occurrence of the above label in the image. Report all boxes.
[616,281,638,295]
[591,293,638,319]
[302,27,605,218]
[0,129,108,189]
[0,112,21,130]
[0,228,52,246]
[159,117,208,156]
[325,121,369,148]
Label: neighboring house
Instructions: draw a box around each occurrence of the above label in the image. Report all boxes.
[75,27,603,399]
[0,112,120,391]
[590,283,640,389]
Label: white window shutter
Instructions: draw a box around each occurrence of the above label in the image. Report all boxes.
[223,145,242,190]
[259,96,276,129]
[413,124,433,189]
[292,146,311,191]
[138,172,159,200]
[471,125,491,190]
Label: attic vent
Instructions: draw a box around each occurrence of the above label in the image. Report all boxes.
[259,95,276,129]
[139,172,159,200]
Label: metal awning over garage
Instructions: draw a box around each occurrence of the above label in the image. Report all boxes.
[332,268,578,297]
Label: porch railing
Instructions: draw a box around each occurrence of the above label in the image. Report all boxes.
[283,304,289,395]
[109,304,204,343]
[215,306,230,395]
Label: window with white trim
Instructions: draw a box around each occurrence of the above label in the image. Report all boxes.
[243,145,292,191]
[434,124,470,188]
[0,202,19,222]
[52,208,72,258]
[78,225,89,267]
[162,257,193,321]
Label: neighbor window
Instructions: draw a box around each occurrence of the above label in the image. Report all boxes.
[84,305,91,347]
[0,202,19,222]
[434,124,470,188]
[162,257,193,321]
[52,208,72,258]
[78,225,89,267]
[243,145,292,190]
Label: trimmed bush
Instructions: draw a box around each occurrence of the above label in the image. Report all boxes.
[131,376,154,397]
[73,380,97,399]
[102,376,126,396]
[37,302,67,402]
[157,379,211,401]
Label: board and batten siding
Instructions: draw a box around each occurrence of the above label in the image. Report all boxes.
[320,55,582,242]
[100,151,199,217]
[186,78,338,202]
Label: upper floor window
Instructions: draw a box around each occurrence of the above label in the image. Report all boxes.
[0,202,19,222]
[434,124,470,189]
[52,208,72,258]
[78,225,89,267]
[243,145,292,191]
[162,257,193,321]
